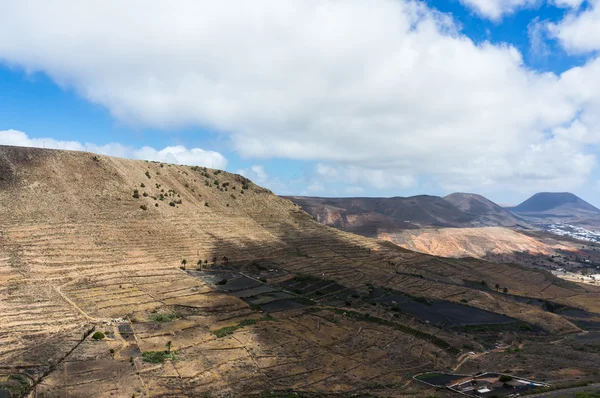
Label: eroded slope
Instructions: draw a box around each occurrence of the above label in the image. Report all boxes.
[0,146,598,397]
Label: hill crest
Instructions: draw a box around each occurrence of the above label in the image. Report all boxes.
[511,192,600,214]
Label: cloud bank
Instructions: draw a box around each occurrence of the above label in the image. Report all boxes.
[0,0,599,194]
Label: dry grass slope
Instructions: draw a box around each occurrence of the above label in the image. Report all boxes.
[0,145,598,397]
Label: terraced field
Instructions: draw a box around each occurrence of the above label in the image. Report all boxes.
[0,146,599,396]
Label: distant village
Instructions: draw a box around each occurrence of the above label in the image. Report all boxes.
[547,223,600,243]
[546,223,600,284]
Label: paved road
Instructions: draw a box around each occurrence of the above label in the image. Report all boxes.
[527,384,600,398]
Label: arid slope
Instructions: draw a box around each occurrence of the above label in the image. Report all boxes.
[0,146,599,397]
[384,226,576,258]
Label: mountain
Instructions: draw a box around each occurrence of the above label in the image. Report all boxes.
[508,192,600,229]
[511,192,600,215]
[444,192,528,228]
[285,193,526,239]
[0,145,598,396]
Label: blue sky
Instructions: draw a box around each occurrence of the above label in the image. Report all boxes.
[2,0,600,205]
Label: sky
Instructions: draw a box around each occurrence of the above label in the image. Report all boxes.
[2,1,600,206]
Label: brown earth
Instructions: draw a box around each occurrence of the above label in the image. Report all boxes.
[382,227,578,259]
[0,145,599,397]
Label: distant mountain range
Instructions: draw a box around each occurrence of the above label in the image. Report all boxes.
[284,192,600,238]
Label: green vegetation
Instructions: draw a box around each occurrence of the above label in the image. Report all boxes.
[4,374,30,396]
[575,393,600,398]
[151,312,179,323]
[142,350,178,363]
[140,204,147,211]
[92,331,105,340]
[213,316,273,338]
[132,189,140,199]
[145,171,151,179]
[499,375,513,382]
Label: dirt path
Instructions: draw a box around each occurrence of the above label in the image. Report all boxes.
[53,284,97,321]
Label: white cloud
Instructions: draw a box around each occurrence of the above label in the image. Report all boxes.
[236,164,286,192]
[548,0,600,53]
[528,17,551,57]
[0,129,227,169]
[459,0,539,20]
[0,0,598,195]
[550,0,585,9]
[316,164,416,190]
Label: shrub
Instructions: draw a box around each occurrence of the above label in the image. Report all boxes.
[145,171,151,179]
[205,202,209,207]
[140,205,148,211]
[132,190,140,199]
[140,183,145,187]
[92,331,105,340]
[169,201,175,207]
[142,350,177,363]
[151,313,179,323]
[499,375,513,382]
[155,203,159,207]
[142,192,148,197]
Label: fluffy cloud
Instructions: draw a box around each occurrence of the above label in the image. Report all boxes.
[0,0,598,195]
[315,164,416,190]
[548,0,600,53]
[459,0,539,20]
[0,129,227,169]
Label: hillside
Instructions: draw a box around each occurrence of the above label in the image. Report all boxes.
[444,192,528,228]
[1,146,600,397]
[383,227,576,259]
[511,192,600,214]
[508,192,600,230]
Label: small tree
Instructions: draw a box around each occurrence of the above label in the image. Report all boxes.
[223,256,229,265]
[503,287,508,294]
[212,256,217,265]
[197,259,203,270]
[166,340,172,354]
[181,259,187,270]
[495,283,500,291]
